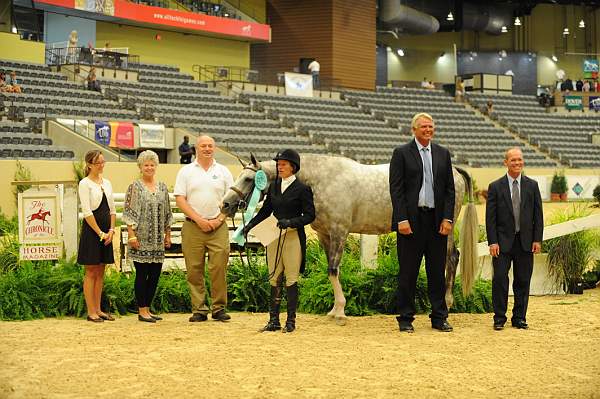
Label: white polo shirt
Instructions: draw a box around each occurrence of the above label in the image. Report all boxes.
[174,159,234,219]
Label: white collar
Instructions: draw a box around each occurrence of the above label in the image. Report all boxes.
[506,173,521,185]
[414,138,431,151]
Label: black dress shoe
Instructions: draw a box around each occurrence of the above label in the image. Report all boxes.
[399,322,415,333]
[432,320,453,332]
[189,313,208,322]
[493,323,504,331]
[98,313,115,321]
[212,310,231,321]
[150,315,163,321]
[86,316,104,323]
[512,320,529,329]
[138,315,157,323]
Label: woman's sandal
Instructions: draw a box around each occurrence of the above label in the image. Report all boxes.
[98,313,115,321]
[86,316,104,323]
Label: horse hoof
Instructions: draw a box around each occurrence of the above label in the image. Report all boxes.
[335,316,347,326]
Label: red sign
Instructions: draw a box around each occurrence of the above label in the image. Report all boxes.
[34,0,270,42]
[115,122,134,149]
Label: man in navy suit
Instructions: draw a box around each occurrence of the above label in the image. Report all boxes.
[486,147,543,330]
[389,112,455,333]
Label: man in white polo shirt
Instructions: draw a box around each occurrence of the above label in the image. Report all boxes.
[174,135,234,322]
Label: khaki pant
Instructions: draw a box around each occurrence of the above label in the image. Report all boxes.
[182,220,229,314]
[266,229,301,287]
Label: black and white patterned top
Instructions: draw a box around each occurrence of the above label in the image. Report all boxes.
[123,180,173,263]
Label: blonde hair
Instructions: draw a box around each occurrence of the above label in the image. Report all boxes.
[411,112,434,130]
[137,150,159,168]
[84,150,102,176]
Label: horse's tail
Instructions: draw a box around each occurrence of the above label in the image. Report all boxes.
[455,166,478,295]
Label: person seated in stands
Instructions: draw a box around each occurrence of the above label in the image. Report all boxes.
[421,77,429,88]
[583,80,591,92]
[427,80,435,89]
[486,100,494,114]
[87,67,101,92]
[5,71,22,93]
[0,71,7,92]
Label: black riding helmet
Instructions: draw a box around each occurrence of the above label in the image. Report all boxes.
[273,149,301,173]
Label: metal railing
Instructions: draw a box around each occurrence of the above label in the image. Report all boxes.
[45,47,140,74]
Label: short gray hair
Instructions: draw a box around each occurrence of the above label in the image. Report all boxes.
[137,150,159,168]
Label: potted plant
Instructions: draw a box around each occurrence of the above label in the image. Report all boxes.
[550,171,568,201]
[593,184,600,207]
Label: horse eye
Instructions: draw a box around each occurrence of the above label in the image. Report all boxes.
[244,177,253,182]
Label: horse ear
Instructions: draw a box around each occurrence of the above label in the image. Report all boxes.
[250,153,258,167]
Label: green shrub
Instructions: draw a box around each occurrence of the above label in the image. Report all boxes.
[593,184,600,206]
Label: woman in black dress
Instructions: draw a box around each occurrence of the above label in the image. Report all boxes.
[77,150,116,322]
[243,149,315,333]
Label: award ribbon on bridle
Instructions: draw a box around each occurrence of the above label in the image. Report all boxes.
[231,170,267,246]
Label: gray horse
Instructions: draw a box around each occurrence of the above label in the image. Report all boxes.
[221,154,478,325]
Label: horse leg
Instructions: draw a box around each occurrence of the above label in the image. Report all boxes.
[445,242,460,310]
[324,232,348,325]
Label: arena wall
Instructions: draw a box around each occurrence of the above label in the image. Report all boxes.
[0,32,45,64]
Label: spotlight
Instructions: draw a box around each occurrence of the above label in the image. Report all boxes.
[397,48,405,57]
[439,52,446,58]
[501,26,508,33]
[579,19,585,28]
[447,12,454,21]
[563,27,570,35]
[552,55,558,62]
[514,17,521,26]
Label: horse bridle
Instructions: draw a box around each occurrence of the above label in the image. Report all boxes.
[227,164,266,211]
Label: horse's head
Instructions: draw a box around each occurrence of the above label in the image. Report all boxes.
[221,154,267,217]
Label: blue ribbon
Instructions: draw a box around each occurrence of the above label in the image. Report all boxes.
[232,170,267,246]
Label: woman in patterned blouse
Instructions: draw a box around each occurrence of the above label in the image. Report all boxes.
[123,150,173,323]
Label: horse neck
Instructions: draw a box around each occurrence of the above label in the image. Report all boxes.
[259,160,277,181]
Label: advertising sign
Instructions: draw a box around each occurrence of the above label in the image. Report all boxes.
[284,72,313,98]
[18,191,63,260]
[564,95,583,111]
[94,121,111,146]
[139,123,165,148]
[111,121,134,148]
[589,96,600,111]
[583,59,599,79]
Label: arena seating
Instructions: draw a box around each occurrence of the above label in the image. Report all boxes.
[342,87,557,167]
[101,63,328,160]
[239,91,401,163]
[467,92,600,168]
[0,120,74,159]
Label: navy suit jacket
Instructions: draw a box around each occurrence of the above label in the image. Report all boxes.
[486,174,543,252]
[389,139,455,231]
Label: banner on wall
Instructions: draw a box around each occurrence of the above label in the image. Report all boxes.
[18,191,63,260]
[94,121,111,146]
[284,72,313,98]
[109,122,134,148]
[139,124,165,148]
[564,96,583,111]
[589,96,600,111]
[566,175,599,199]
[583,59,599,79]
[75,0,114,16]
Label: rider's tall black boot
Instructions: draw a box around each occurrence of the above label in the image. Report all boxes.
[282,283,298,333]
[262,285,282,331]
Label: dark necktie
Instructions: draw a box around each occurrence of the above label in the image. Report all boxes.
[512,179,520,233]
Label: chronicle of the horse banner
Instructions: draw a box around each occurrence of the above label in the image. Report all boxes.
[18,191,63,260]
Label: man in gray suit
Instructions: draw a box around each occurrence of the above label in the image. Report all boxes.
[486,147,543,330]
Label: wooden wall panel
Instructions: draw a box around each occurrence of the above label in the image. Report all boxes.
[251,0,376,90]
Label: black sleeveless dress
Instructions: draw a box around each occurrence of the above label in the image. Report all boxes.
[77,192,114,265]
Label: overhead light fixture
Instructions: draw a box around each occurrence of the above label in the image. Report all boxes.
[552,55,558,62]
[447,12,454,21]
[514,17,521,26]
[11,26,17,34]
[501,26,508,33]
[563,27,570,35]
[579,19,585,28]
[470,51,478,57]
[439,52,445,58]
[397,48,405,57]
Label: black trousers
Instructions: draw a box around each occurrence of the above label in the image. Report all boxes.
[396,209,448,323]
[492,234,533,325]
[133,262,162,308]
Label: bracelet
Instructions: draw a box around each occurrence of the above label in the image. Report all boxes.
[109,228,115,232]
[128,237,138,242]
[99,232,106,241]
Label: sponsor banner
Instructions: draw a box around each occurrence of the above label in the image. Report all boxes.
[75,0,114,15]
[111,121,134,149]
[583,59,599,79]
[94,121,111,146]
[35,0,270,42]
[139,123,165,148]
[564,95,583,111]
[284,72,313,98]
[589,96,600,111]
[566,175,599,199]
[527,176,549,201]
[18,191,63,260]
